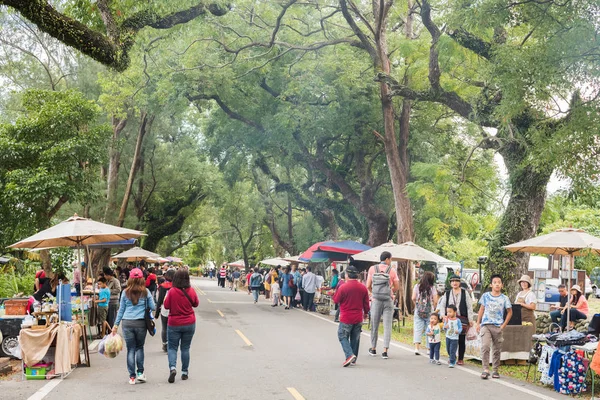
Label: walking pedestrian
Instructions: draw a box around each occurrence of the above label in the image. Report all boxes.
[103,267,121,328]
[334,271,346,322]
[218,265,227,288]
[292,265,302,308]
[426,313,441,365]
[155,269,174,352]
[249,268,263,304]
[477,274,512,380]
[112,268,156,385]
[412,271,438,356]
[333,265,369,367]
[436,274,474,365]
[246,270,253,295]
[280,266,294,309]
[271,278,280,307]
[164,269,199,383]
[264,268,272,299]
[146,267,158,301]
[232,268,241,291]
[443,304,462,368]
[367,251,399,359]
[302,266,318,311]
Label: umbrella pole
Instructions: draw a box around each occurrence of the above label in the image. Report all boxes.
[566,254,574,330]
[77,246,87,364]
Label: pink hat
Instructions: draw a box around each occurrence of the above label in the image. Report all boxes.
[129,268,144,279]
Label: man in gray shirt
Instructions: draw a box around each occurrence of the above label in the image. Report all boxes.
[302,266,317,311]
[103,266,121,327]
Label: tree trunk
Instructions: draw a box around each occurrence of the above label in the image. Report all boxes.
[134,141,146,230]
[104,116,127,223]
[488,142,552,298]
[117,112,153,227]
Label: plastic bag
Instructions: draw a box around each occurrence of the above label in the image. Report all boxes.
[104,333,124,358]
[466,326,478,341]
[98,334,109,355]
[295,291,301,302]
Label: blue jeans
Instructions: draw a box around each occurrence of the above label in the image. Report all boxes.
[446,338,458,365]
[413,316,429,345]
[429,342,440,361]
[549,310,562,325]
[252,289,260,302]
[338,322,362,360]
[122,325,147,378]
[168,324,196,374]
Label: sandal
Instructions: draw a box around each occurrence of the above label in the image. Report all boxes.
[492,372,500,379]
[481,371,490,380]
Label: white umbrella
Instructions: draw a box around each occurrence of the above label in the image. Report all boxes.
[111,247,161,262]
[9,214,145,346]
[353,241,453,263]
[259,257,290,267]
[504,228,600,329]
[10,214,145,249]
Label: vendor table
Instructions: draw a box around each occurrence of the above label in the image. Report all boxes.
[465,324,536,361]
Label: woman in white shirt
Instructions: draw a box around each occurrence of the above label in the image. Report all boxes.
[515,275,537,331]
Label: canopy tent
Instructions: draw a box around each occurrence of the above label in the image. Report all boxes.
[259,257,290,267]
[166,256,183,264]
[504,228,600,328]
[111,247,161,262]
[227,259,245,268]
[299,240,371,263]
[282,255,302,264]
[353,241,453,263]
[86,238,137,249]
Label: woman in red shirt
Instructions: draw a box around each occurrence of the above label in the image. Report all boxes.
[164,269,199,383]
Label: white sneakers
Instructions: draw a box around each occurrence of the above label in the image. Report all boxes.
[136,372,147,383]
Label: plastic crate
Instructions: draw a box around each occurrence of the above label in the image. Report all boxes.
[25,362,52,380]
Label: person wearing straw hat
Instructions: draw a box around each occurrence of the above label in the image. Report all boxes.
[515,275,537,332]
[561,284,589,331]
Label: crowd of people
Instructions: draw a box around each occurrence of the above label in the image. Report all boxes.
[27,252,592,385]
[29,261,198,386]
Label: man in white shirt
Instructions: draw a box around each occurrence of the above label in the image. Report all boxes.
[302,266,318,311]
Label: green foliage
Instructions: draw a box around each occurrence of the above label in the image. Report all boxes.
[0,89,110,248]
[0,260,38,297]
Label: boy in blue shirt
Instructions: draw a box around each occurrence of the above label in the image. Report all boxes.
[476,274,513,380]
[95,277,111,338]
[443,304,462,368]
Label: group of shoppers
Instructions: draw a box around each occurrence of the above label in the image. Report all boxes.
[112,267,199,385]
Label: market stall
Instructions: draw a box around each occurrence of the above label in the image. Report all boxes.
[7,213,145,379]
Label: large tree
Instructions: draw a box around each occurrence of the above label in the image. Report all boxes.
[0,0,228,71]
[379,0,600,294]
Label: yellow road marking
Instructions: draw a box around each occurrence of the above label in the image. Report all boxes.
[198,289,206,295]
[217,310,224,317]
[235,329,253,347]
[207,298,212,303]
[287,388,305,400]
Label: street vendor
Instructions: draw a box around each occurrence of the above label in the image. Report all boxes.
[28,273,69,313]
[515,275,537,331]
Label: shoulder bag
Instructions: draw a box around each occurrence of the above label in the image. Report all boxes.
[144,293,156,336]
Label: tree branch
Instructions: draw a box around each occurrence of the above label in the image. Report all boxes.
[0,0,229,71]
[447,28,492,60]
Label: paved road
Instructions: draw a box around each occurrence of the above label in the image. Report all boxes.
[3,278,562,400]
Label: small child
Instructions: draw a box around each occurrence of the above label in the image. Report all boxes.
[477,274,512,379]
[271,280,281,307]
[94,278,111,338]
[444,304,462,368]
[426,313,442,365]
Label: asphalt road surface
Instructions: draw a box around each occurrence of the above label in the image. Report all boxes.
[3,278,563,400]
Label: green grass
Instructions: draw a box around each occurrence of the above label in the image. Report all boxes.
[389,319,531,381]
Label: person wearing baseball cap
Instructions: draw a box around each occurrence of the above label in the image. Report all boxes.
[333,264,370,367]
[560,284,589,331]
[515,275,537,332]
[113,268,156,385]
